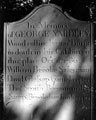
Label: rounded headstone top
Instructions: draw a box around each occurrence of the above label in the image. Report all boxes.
[7,4,90,25]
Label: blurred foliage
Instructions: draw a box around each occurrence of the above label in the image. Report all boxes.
[0,0,36,21]
[0,0,96,21]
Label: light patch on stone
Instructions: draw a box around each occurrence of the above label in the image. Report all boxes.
[64,54,81,79]
[55,98,75,120]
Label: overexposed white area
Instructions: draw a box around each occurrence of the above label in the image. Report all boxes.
[55,98,75,120]
[6,34,63,120]
[5,44,92,120]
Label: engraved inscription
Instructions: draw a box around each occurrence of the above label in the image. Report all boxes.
[4,5,92,120]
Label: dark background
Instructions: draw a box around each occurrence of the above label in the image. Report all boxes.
[0,0,96,120]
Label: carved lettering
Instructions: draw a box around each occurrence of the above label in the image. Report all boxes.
[4,6,92,119]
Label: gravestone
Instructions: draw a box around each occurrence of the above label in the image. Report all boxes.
[4,3,93,117]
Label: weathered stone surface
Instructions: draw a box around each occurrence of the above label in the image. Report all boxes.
[4,4,92,110]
